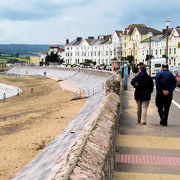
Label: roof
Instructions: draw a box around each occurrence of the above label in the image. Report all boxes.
[136,27,161,35]
[124,24,147,35]
[175,27,180,35]
[115,30,123,37]
[66,37,83,46]
[85,38,98,45]
[140,35,165,43]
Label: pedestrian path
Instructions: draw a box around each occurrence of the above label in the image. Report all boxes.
[114,80,180,180]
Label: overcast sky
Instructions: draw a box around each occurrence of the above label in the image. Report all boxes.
[0,0,179,44]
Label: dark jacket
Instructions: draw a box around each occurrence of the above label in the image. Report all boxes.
[131,72,154,101]
[156,69,177,95]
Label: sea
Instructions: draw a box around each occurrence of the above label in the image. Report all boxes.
[0,83,22,100]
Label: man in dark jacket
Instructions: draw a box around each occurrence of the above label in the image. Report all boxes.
[155,63,177,126]
[131,65,154,125]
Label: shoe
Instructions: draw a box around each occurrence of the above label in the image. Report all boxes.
[141,122,146,125]
[163,124,168,126]
[160,116,166,125]
[137,120,140,124]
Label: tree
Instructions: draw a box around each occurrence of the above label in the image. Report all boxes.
[145,54,154,61]
[59,58,65,64]
[45,54,51,65]
[127,55,134,64]
[84,59,93,65]
[45,52,64,65]
[92,61,96,66]
[162,54,166,58]
[15,53,19,57]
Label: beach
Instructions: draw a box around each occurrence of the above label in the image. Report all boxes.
[0,75,86,180]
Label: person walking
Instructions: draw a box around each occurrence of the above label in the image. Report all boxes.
[128,65,131,77]
[131,65,154,125]
[133,64,139,76]
[155,63,177,126]
[3,93,6,102]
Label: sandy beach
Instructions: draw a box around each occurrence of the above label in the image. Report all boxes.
[0,75,86,180]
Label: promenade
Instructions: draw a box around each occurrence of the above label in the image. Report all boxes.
[114,76,180,180]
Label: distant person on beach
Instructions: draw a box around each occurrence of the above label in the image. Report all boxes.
[17,89,19,96]
[31,87,34,94]
[3,93,6,102]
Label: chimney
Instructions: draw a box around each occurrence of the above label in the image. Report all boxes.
[88,36,94,39]
[162,29,166,35]
[66,39,69,44]
[77,37,82,41]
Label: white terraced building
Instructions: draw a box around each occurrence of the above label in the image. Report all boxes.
[64,31,123,65]
[62,24,180,66]
[140,27,180,66]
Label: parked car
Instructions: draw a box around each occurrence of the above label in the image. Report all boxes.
[105,66,112,71]
[175,70,180,87]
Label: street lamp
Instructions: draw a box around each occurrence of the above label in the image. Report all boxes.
[148,32,153,76]
[165,20,170,63]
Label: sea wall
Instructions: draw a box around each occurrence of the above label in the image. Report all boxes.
[10,66,122,180]
[52,92,121,180]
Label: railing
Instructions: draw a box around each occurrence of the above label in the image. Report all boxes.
[72,73,117,99]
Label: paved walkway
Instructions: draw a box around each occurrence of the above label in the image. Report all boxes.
[114,77,180,180]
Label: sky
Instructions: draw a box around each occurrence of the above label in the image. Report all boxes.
[0,0,179,45]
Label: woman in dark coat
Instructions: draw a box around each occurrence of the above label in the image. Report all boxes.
[131,65,154,125]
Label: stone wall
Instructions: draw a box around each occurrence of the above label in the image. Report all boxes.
[50,92,121,180]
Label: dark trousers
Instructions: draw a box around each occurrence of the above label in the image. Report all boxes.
[155,93,172,124]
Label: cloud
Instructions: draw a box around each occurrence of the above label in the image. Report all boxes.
[0,0,94,21]
[0,0,180,44]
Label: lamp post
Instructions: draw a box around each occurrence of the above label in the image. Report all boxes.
[165,20,170,63]
[148,32,153,76]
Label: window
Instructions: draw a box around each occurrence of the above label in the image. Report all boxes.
[160,49,162,55]
[156,50,157,55]
[174,48,176,54]
[155,64,161,68]
[169,48,171,54]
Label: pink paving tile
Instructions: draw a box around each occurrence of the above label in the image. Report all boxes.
[116,154,180,167]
